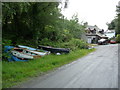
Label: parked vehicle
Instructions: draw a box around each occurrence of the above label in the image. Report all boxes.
[109,40,116,44]
[38,45,70,54]
[98,39,108,45]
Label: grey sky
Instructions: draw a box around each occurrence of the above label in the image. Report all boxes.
[61,0,119,30]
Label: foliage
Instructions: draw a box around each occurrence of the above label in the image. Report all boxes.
[2,2,86,48]
[61,38,88,50]
[63,15,85,39]
[116,34,120,43]
[2,2,62,44]
[2,39,12,46]
[112,4,120,35]
[2,2,93,88]
[2,48,95,88]
[2,39,13,61]
[107,3,120,35]
[107,19,116,30]
[115,14,120,35]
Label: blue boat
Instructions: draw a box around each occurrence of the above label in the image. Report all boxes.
[18,45,37,51]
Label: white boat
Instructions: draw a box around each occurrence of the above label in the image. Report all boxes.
[11,48,42,59]
[11,50,34,59]
[23,50,48,56]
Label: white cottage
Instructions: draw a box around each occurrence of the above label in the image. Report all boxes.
[85,25,107,44]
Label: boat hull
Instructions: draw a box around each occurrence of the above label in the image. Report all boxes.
[11,51,34,59]
[38,45,70,54]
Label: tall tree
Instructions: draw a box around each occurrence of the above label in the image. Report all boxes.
[2,2,62,45]
[116,1,120,35]
[107,19,116,30]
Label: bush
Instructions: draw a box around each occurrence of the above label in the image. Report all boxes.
[39,38,62,48]
[61,38,88,50]
[116,34,120,43]
[2,39,13,61]
[38,38,88,50]
[2,39,12,46]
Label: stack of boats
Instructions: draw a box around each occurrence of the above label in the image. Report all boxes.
[4,45,50,61]
[4,45,70,61]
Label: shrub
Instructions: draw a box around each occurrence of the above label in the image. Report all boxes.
[2,39,12,46]
[61,38,88,50]
[2,39,13,61]
[39,38,62,48]
[116,34,120,43]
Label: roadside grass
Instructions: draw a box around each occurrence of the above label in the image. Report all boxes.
[2,48,95,88]
[88,44,98,47]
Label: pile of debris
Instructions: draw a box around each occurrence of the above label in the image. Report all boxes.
[4,45,70,62]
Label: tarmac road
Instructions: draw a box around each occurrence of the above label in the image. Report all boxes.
[16,44,118,88]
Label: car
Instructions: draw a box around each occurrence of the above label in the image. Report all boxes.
[110,40,116,44]
[98,39,108,45]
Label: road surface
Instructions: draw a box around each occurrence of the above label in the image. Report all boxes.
[16,44,118,88]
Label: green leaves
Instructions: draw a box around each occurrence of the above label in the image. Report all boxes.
[109,3,120,35]
[2,2,87,48]
[116,34,120,43]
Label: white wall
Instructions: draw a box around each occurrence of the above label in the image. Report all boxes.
[105,32,115,39]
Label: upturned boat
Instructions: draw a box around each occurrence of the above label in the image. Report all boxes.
[38,45,70,54]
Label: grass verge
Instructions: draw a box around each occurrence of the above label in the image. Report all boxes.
[2,48,95,88]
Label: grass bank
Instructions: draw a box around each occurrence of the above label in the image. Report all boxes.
[2,48,95,88]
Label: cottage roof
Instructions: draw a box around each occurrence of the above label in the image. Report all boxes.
[105,30,115,33]
[86,25,101,31]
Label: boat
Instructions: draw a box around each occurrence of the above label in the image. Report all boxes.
[18,45,50,56]
[18,45,37,51]
[11,50,34,59]
[38,45,70,54]
[23,49,50,56]
[11,48,42,59]
[4,46,28,61]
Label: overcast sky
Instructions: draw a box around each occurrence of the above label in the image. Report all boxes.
[61,0,119,30]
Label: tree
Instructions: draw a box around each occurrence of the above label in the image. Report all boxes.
[2,2,62,45]
[116,2,120,35]
[107,19,116,30]
[107,1,120,35]
[2,2,87,47]
[116,34,120,43]
[66,14,85,39]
